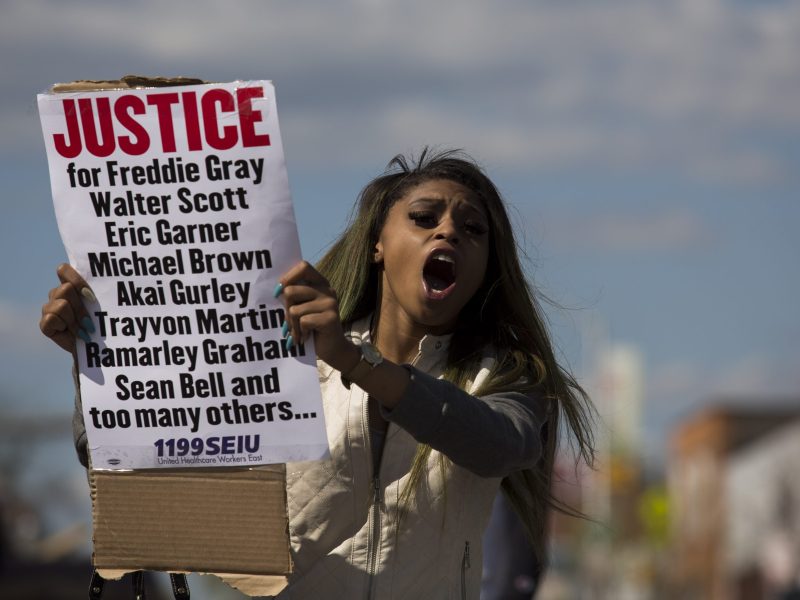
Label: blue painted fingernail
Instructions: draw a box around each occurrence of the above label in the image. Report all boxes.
[77,328,91,343]
[282,321,289,336]
[286,334,294,350]
[81,316,95,333]
[273,282,284,298]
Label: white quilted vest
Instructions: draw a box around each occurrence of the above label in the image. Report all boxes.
[275,325,501,599]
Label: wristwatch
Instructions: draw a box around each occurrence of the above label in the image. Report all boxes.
[342,341,383,385]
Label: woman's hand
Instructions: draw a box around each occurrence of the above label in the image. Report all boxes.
[275,261,359,373]
[39,263,96,354]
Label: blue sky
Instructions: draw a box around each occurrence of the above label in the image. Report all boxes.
[1,0,799,529]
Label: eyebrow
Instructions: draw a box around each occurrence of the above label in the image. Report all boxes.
[408,197,488,220]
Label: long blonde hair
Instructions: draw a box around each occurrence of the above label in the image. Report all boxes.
[316,148,595,563]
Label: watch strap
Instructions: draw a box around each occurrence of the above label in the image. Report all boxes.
[343,354,374,385]
[341,341,382,387]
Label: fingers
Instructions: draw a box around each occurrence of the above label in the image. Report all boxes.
[48,280,87,324]
[40,295,86,353]
[286,293,340,343]
[57,263,96,302]
[39,310,74,353]
[279,283,338,346]
[40,264,96,353]
[274,261,329,295]
[274,261,340,351]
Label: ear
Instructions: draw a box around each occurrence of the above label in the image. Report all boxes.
[373,241,384,264]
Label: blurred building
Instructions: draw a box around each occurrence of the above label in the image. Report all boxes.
[585,343,645,526]
[668,404,800,600]
[726,417,800,598]
[596,344,644,457]
[545,341,660,599]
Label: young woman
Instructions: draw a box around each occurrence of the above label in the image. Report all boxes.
[41,149,594,599]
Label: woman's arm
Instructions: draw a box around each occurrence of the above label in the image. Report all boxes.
[277,261,412,408]
[277,261,547,477]
[381,367,547,477]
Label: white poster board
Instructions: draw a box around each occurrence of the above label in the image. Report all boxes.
[38,80,328,470]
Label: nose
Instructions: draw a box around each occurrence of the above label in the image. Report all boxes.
[434,215,459,245]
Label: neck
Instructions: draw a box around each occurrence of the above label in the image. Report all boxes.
[373,313,425,364]
[372,296,432,364]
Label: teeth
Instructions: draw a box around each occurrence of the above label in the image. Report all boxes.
[432,254,454,264]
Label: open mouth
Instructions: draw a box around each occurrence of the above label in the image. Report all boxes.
[422,251,457,299]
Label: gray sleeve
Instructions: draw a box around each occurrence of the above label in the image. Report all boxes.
[72,365,89,468]
[379,366,548,478]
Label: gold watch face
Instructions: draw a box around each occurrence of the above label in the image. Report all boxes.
[361,342,383,366]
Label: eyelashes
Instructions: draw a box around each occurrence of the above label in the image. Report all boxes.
[408,211,488,235]
[465,221,488,235]
[409,210,436,226]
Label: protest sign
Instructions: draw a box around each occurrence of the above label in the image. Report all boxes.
[38,79,328,471]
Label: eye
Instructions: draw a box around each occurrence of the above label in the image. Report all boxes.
[409,211,437,227]
[464,220,488,236]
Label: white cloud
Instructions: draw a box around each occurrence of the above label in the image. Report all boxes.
[543,209,711,254]
[2,0,799,179]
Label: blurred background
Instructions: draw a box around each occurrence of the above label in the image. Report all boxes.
[1,0,798,598]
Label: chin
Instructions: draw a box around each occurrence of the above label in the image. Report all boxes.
[414,302,465,333]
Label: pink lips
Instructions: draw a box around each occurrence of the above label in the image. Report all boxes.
[422,248,457,300]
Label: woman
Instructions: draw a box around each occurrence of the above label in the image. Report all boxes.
[41,149,594,599]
